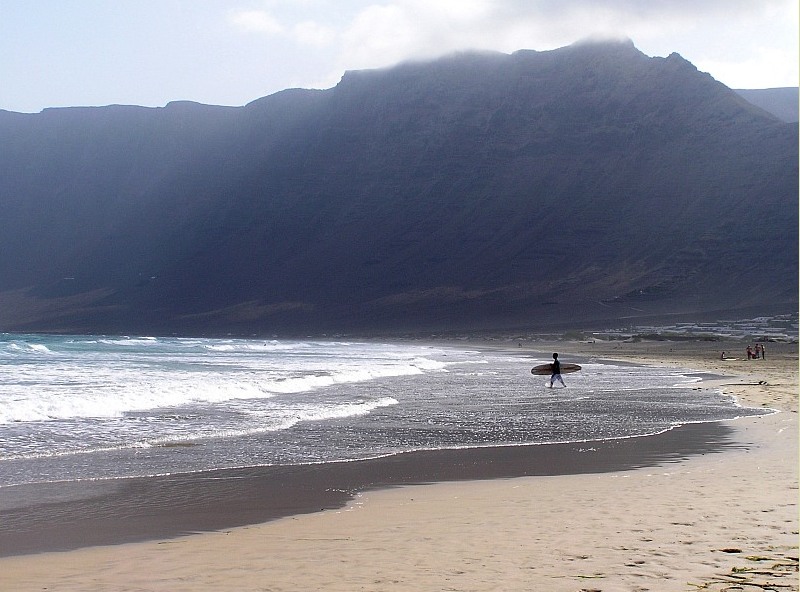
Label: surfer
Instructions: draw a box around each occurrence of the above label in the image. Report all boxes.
[549,353,566,388]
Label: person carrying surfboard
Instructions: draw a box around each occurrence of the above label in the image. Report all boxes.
[530,359,580,381]
[549,353,566,388]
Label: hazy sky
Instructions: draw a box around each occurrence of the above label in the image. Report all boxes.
[1,0,797,113]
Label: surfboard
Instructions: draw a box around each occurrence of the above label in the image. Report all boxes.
[531,363,582,375]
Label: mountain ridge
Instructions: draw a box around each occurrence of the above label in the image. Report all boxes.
[0,40,796,335]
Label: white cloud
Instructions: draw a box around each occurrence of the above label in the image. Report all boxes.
[339,5,421,68]
[228,9,284,35]
[405,0,493,22]
[698,47,800,89]
[229,7,336,47]
[334,1,508,72]
[291,21,337,46]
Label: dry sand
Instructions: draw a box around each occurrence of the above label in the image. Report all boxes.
[1,339,796,592]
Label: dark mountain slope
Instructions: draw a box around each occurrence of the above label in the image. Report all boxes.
[0,40,796,335]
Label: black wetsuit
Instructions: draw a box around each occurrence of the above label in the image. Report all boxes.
[550,358,565,386]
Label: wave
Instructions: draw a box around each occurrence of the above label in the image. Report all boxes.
[0,379,278,423]
[0,341,451,424]
[202,340,315,352]
[1,397,400,461]
[0,341,54,355]
[0,363,429,424]
[97,336,159,347]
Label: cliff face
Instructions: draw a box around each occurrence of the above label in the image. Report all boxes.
[0,40,796,335]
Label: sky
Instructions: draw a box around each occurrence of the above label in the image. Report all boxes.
[1,0,797,113]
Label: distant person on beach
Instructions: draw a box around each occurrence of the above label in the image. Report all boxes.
[746,345,753,359]
[550,353,566,388]
[761,343,766,360]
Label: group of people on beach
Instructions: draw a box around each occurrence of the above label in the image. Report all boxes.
[746,343,766,360]
[719,343,767,360]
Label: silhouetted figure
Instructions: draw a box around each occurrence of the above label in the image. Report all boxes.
[550,353,566,388]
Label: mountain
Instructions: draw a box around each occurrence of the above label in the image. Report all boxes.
[0,40,797,336]
[736,87,799,123]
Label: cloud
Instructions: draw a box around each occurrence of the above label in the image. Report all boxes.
[334,1,505,72]
[697,46,799,89]
[229,8,336,47]
[291,20,337,46]
[339,5,420,66]
[229,9,284,35]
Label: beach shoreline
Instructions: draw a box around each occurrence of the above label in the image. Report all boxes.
[0,337,796,591]
[0,421,739,558]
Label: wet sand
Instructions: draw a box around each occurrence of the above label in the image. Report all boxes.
[0,422,735,557]
[0,338,796,591]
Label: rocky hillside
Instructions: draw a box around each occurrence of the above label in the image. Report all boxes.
[0,40,796,335]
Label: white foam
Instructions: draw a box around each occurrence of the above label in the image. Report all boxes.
[0,337,453,424]
[240,396,400,433]
[98,337,159,346]
[2,341,54,355]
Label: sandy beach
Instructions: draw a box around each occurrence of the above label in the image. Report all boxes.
[0,338,796,592]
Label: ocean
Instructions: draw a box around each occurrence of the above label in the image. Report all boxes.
[0,334,768,489]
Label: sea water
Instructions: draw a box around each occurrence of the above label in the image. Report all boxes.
[0,334,768,488]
